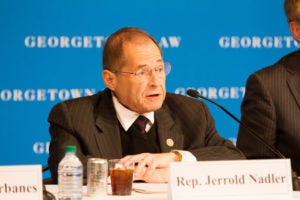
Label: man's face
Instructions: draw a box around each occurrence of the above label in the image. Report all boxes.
[110,40,166,114]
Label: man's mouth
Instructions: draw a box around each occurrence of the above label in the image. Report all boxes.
[147,93,160,97]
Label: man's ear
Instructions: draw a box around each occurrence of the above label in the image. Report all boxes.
[289,21,300,42]
[102,69,117,91]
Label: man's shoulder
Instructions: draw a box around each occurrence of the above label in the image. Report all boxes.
[165,92,202,107]
[255,49,300,75]
[56,91,101,105]
[166,92,193,101]
[50,89,110,111]
[161,93,209,122]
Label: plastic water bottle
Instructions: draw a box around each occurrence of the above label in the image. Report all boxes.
[58,145,83,200]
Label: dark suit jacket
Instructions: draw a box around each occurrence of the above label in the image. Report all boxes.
[237,49,300,174]
[48,88,245,183]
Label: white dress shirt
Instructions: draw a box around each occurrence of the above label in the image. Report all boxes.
[112,95,196,162]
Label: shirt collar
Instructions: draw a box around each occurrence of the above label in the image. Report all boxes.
[112,94,154,131]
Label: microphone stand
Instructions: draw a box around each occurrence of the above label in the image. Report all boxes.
[187,89,300,191]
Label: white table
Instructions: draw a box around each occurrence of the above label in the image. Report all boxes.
[46,183,300,200]
[46,183,168,200]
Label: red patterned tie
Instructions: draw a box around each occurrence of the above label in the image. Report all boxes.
[133,115,149,134]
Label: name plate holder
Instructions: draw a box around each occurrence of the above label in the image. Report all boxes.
[168,159,293,200]
[0,165,42,200]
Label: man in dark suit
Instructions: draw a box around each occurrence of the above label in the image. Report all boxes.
[48,27,245,184]
[237,0,300,175]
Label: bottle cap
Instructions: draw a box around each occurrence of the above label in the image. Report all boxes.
[64,145,76,153]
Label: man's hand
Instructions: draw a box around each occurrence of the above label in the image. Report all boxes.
[119,152,180,183]
[134,167,169,183]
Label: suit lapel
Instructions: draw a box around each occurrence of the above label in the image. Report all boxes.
[155,104,184,152]
[285,50,300,109]
[94,89,123,158]
[92,89,184,156]
[287,73,300,109]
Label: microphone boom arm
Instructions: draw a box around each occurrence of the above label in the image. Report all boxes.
[187,89,285,159]
[187,88,300,190]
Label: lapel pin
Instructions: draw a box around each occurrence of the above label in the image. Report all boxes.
[166,138,174,147]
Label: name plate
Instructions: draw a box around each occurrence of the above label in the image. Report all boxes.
[168,159,293,200]
[0,165,42,200]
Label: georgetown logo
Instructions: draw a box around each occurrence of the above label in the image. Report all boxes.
[175,87,245,100]
[219,35,300,48]
[24,35,182,49]
[0,88,96,102]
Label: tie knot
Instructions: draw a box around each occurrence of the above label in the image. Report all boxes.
[133,115,149,134]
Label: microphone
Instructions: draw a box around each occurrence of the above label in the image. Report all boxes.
[187,89,284,158]
[187,89,300,190]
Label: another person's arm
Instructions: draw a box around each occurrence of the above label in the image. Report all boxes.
[236,73,277,158]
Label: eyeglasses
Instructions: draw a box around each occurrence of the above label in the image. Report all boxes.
[111,62,171,79]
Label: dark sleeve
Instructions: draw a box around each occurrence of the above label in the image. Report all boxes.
[47,102,90,184]
[188,101,245,160]
[167,94,245,160]
[236,73,277,158]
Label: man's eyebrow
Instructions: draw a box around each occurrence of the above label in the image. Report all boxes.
[137,60,164,68]
[136,64,148,69]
